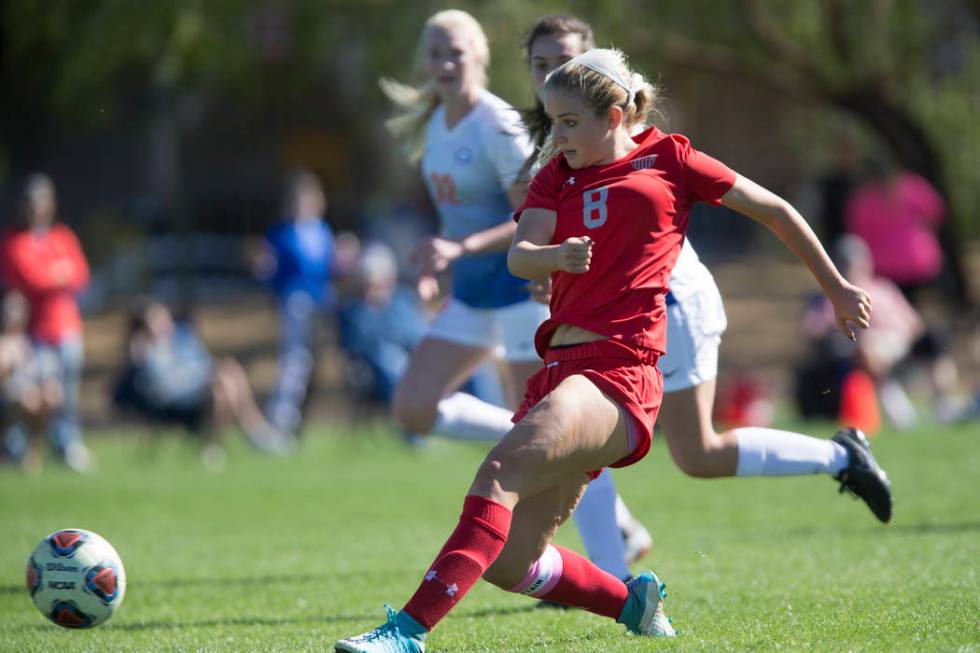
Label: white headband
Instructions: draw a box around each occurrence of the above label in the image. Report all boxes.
[564,49,635,105]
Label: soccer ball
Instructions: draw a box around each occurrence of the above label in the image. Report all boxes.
[26,529,126,628]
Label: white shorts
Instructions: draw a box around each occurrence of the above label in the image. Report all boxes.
[425,298,548,362]
[659,285,727,393]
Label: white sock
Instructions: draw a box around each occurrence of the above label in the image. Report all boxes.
[431,392,514,442]
[572,469,631,580]
[614,493,636,531]
[734,427,849,476]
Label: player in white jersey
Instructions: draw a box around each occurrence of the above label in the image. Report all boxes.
[379,11,653,584]
[519,16,891,578]
[379,10,548,443]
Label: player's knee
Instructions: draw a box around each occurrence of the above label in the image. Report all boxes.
[471,454,538,502]
[471,457,506,495]
[670,444,713,477]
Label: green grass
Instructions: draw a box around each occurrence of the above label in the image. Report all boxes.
[1,419,979,652]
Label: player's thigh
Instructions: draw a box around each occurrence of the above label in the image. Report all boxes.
[471,374,630,501]
[395,300,496,406]
[394,336,491,408]
[658,378,717,452]
[484,477,589,588]
[501,359,542,410]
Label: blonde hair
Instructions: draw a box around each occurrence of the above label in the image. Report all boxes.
[536,48,659,168]
[380,10,490,162]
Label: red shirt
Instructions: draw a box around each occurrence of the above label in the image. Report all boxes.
[517,127,735,357]
[0,224,89,344]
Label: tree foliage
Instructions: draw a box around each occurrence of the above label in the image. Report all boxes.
[2,1,976,247]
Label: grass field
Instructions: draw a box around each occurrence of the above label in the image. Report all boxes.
[1,419,978,652]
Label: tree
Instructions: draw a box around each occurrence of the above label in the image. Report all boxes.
[627,0,978,305]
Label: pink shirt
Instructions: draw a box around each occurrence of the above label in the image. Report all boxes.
[845,172,945,285]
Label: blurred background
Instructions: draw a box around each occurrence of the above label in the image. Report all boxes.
[1,0,977,471]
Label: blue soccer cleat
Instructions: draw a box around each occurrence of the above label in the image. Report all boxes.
[617,571,676,638]
[335,605,427,653]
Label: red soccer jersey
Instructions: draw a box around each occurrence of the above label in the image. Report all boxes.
[516,127,736,357]
[0,224,89,344]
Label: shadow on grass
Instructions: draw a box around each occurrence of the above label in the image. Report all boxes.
[885,520,980,535]
[103,614,373,631]
[14,604,536,633]
[0,570,391,596]
[776,519,980,539]
[448,623,615,653]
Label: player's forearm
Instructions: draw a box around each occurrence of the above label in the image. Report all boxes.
[757,201,845,293]
[508,241,558,280]
[461,221,517,255]
[723,176,845,294]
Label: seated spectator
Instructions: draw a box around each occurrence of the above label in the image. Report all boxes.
[112,297,293,465]
[0,292,62,471]
[336,240,506,442]
[337,243,427,405]
[797,235,967,429]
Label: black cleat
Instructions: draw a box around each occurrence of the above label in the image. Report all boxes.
[832,428,893,523]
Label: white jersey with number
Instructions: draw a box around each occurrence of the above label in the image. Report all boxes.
[422,89,535,309]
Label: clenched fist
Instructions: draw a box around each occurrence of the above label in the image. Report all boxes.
[554,236,593,274]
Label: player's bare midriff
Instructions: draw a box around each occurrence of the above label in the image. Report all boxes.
[548,323,607,348]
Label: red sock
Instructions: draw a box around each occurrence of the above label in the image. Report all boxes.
[540,545,628,619]
[402,495,511,631]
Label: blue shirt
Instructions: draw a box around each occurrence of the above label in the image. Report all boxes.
[264,218,334,307]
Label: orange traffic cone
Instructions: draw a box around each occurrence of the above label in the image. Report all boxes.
[839,369,881,436]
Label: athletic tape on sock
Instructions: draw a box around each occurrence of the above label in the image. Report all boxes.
[507,544,564,598]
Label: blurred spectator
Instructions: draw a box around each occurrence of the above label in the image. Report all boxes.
[0,292,62,470]
[250,169,335,437]
[337,242,427,405]
[713,371,774,431]
[845,161,947,302]
[0,174,90,471]
[112,297,293,465]
[335,240,504,442]
[797,235,968,429]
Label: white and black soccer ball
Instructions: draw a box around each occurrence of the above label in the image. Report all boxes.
[26,529,126,628]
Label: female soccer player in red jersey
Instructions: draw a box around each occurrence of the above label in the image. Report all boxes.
[336,48,872,652]
[519,15,893,592]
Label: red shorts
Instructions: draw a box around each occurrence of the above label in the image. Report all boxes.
[512,338,662,477]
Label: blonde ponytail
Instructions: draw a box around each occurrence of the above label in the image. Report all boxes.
[623,70,661,131]
[379,78,441,163]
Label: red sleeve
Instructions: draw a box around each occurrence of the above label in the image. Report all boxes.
[3,241,58,293]
[514,158,560,222]
[678,136,737,206]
